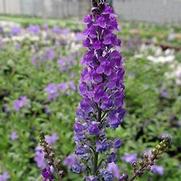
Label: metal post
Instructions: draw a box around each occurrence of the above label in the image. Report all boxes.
[3,0,6,14]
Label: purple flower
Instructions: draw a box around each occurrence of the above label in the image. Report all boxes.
[86,176,98,181]
[11,26,21,36]
[151,165,164,175]
[100,170,113,181]
[27,25,40,34]
[34,146,47,169]
[0,172,10,181]
[88,122,100,135]
[71,164,82,174]
[44,83,60,100]
[122,153,137,164]
[73,3,124,178]
[58,56,75,72]
[13,96,29,111]
[42,167,54,181]
[63,154,78,169]
[107,162,120,179]
[113,138,122,149]
[44,82,72,100]
[45,133,59,145]
[10,131,18,141]
[43,48,55,61]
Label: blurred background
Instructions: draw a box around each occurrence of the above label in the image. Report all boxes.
[0,0,181,24]
[0,0,180,181]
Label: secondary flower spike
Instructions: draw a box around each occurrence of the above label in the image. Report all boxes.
[73,2,125,179]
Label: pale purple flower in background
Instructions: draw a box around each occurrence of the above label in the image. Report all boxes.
[75,33,85,42]
[45,133,59,145]
[44,83,60,100]
[44,82,73,100]
[11,26,21,36]
[107,162,120,179]
[27,25,40,34]
[0,172,10,181]
[0,26,3,33]
[60,28,70,35]
[58,56,75,72]
[10,131,18,141]
[58,58,67,72]
[15,43,21,50]
[151,165,164,175]
[69,81,77,91]
[58,83,68,92]
[34,146,47,169]
[13,96,29,111]
[43,24,49,31]
[52,26,62,34]
[44,48,55,61]
[31,55,37,65]
[122,153,137,164]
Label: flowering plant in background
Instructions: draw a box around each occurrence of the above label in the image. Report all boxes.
[13,96,30,111]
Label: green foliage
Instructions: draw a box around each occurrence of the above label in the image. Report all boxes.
[0,18,180,180]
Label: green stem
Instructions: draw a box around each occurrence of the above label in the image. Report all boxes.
[93,151,99,175]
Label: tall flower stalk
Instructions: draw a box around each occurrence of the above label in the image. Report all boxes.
[73,1,125,179]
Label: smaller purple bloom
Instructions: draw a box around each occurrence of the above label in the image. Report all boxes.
[113,138,122,149]
[42,167,54,181]
[71,163,82,174]
[122,153,137,164]
[151,165,164,175]
[107,162,120,179]
[88,122,100,136]
[44,83,59,100]
[11,26,21,36]
[58,83,68,92]
[96,140,108,152]
[119,174,128,181]
[86,176,98,181]
[13,96,29,111]
[160,89,169,99]
[63,154,77,169]
[34,146,47,169]
[107,152,117,163]
[27,25,40,34]
[52,26,61,34]
[10,131,18,141]
[0,172,10,181]
[100,170,113,181]
[44,48,55,61]
[45,133,59,145]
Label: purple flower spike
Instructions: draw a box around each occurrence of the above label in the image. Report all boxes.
[73,2,125,178]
